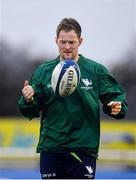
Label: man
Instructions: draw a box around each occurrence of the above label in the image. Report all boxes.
[18,18,127,179]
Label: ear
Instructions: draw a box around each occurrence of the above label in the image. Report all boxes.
[78,37,83,46]
[55,37,58,45]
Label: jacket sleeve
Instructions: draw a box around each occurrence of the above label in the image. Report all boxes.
[96,64,128,119]
[18,66,45,119]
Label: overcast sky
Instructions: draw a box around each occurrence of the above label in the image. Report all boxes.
[0,0,136,67]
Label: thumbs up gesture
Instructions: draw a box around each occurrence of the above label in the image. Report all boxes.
[22,80,34,102]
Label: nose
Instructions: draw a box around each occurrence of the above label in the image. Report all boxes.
[65,42,71,49]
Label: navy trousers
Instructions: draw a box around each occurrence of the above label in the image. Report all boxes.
[40,151,96,179]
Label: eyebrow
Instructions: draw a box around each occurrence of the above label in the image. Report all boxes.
[59,40,78,43]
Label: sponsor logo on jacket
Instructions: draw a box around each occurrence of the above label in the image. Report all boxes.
[81,78,93,90]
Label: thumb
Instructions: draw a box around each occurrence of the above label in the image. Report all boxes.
[24,80,29,87]
[107,101,114,107]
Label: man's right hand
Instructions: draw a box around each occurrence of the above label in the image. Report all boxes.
[22,80,34,102]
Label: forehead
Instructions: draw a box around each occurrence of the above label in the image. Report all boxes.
[57,30,79,40]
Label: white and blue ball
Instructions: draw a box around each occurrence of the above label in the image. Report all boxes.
[51,59,80,97]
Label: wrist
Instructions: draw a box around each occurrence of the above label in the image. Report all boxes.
[25,97,34,103]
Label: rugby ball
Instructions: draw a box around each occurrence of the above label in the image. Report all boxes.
[51,59,80,97]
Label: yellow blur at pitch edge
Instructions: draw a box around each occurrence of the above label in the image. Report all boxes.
[0,118,135,166]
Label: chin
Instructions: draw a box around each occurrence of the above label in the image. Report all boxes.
[62,54,72,59]
[65,55,74,60]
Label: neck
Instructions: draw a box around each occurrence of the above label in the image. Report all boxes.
[60,54,79,62]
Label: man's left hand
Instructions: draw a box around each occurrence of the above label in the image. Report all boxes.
[107,101,122,115]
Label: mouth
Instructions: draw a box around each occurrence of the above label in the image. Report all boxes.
[64,52,72,55]
[64,51,72,53]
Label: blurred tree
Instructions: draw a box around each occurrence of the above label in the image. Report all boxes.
[111,49,136,119]
[0,40,46,116]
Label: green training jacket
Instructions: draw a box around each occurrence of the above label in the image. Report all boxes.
[18,55,127,158]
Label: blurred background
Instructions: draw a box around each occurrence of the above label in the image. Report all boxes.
[0,0,136,179]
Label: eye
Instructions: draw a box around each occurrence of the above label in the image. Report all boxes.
[59,40,66,44]
[69,41,75,45]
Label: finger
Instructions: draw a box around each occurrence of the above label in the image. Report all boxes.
[114,105,121,108]
[22,86,28,93]
[112,108,121,112]
[113,102,121,107]
[107,101,121,107]
[22,88,30,95]
[26,92,34,99]
[24,80,29,87]
[107,101,118,107]
[111,111,120,115]
[23,90,34,98]
[112,106,121,110]
[111,108,121,114]
[22,87,33,94]
[107,101,114,106]
[111,106,121,111]
[111,108,121,115]
[22,85,33,94]
[24,92,34,102]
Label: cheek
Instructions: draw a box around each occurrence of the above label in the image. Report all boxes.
[58,46,63,52]
[72,48,78,53]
